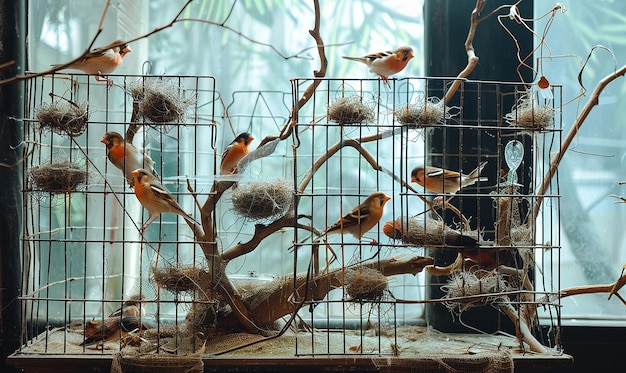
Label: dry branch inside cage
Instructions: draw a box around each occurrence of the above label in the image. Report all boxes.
[230,178,293,221]
[29,161,89,193]
[35,100,89,137]
[327,95,375,125]
[504,96,554,130]
[131,79,195,123]
[395,96,445,127]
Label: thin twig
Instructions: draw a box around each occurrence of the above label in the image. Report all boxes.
[95,0,111,44]
[444,0,486,104]
[257,0,328,148]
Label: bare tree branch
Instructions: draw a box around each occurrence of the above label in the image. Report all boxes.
[531,64,626,222]
[443,0,486,104]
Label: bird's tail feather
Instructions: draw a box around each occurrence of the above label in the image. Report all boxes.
[342,56,367,64]
[181,213,200,227]
[468,160,488,180]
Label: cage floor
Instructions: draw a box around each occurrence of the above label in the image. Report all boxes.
[10,325,572,372]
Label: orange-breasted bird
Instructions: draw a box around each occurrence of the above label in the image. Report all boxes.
[131,168,198,231]
[219,132,255,175]
[55,40,131,87]
[101,131,158,187]
[410,161,488,195]
[324,192,391,240]
[343,46,414,86]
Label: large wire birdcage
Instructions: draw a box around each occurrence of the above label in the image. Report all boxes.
[290,76,562,357]
[15,72,563,370]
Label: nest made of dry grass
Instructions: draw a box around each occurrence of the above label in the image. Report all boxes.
[395,96,445,127]
[327,95,375,125]
[35,100,89,137]
[344,267,388,302]
[153,266,207,293]
[131,79,195,123]
[504,97,554,130]
[231,178,293,221]
[29,161,89,194]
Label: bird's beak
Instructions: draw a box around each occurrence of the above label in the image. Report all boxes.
[384,194,391,202]
[100,138,107,144]
[410,176,417,183]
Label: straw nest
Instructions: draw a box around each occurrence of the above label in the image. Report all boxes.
[395,96,445,127]
[383,216,479,249]
[29,161,89,194]
[327,95,375,125]
[504,97,554,130]
[35,100,89,137]
[131,79,194,123]
[153,266,208,293]
[441,270,510,313]
[231,178,293,221]
[344,267,388,302]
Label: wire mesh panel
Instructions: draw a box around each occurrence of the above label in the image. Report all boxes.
[20,73,216,356]
[291,77,562,356]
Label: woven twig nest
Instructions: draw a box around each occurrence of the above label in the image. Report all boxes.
[344,267,388,302]
[231,178,293,221]
[29,161,88,193]
[131,79,194,123]
[327,95,375,125]
[504,97,554,130]
[35,100,88,137]
[395,96,445,127]
[383,216,479,249]
[441,270,510,313]
[153,266,207,293]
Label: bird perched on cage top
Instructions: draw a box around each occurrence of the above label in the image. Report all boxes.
[131,168,198,231]
[54,40,132,87]
[220,132,255,175]
[324,192,391,240]
[101,131,158,188]
[342,46,414,87]
[411,161,488,195]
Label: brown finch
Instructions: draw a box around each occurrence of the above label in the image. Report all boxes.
[101,131,158,187]
[55,40,131,87]
[410,161,488,195]
[80,316,146,347]
[343,46,414,86]
[108,295,147,318]
[220,132,255,175]
[131,168,198,231]
[324,192,391,240]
